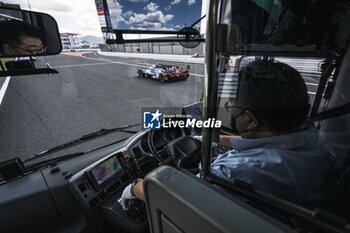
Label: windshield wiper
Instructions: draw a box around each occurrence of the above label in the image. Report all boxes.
[23,123,140,163]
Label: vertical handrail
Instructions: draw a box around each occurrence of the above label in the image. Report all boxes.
[201,0,219,178]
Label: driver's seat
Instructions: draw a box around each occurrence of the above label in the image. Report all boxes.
[143,166,296,233]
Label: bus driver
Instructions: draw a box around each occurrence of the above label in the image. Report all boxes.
[121,60,336,210]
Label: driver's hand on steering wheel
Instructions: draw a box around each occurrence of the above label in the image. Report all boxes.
[192,135,216,145]
[219,135,240,149]
[192,135,239,149]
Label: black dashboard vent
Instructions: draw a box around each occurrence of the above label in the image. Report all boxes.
[78,182,87,193]
[89,197,100,209]
[132,147,143,159]
[106,180,121,194]
[98,190,108,200]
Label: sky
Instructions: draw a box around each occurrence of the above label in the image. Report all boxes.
[3,0,203,37]
[4,0,103,36]
[106,0,202,31]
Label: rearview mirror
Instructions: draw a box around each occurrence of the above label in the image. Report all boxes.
[0,7,62,58]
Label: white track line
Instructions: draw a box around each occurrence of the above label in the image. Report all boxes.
[78,55,145,68]
[191,73,204,77]
[0,76,11,106]
[53,62,113,68]
[56,55,205,77]
[63,54,317,81]
[305,82,318,86]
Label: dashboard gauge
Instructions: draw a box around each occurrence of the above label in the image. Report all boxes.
[140,136,151,154]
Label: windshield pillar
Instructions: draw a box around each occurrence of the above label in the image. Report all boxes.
[201,0,220,178]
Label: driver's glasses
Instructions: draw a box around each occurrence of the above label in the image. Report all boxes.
[224,100,246,117]
[11,44,47,55]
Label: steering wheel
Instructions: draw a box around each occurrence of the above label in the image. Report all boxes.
[147,128,172,163]
[147,127,201,172]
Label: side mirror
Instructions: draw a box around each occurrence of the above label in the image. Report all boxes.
[0,7,62,58]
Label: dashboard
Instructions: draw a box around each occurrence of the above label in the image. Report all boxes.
[67,127,186,231]
[72,127,185,195]
[70,130,152,210]
[0,127,188,233]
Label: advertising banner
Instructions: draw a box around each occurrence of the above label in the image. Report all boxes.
[94,0,112,33]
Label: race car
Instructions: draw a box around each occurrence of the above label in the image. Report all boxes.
[137,63,189,83]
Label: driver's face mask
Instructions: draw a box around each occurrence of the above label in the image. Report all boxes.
[230,110,245,135]
[225,100,248,135]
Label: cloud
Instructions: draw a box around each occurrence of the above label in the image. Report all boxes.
[140,22,162,28]
[144,2,159,12]
[131,22,162,30]
[129,0,148,2]
[107,0,125,28]
[127,11,174,24]
[164,5,172,11]
[159,27,176,31]
[188,0,196,5]
[170,0,181,5]
[10,0,103,36]
[125,10,175,30]
[129,25,176,31]
[122,11,134,18]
